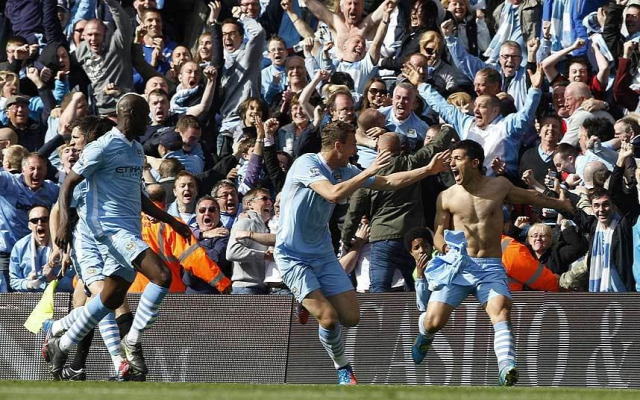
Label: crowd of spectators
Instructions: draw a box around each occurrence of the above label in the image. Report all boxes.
[1,0,640,296]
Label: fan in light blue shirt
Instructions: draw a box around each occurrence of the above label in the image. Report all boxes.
[0,160,60,254]
[9,206,74,292]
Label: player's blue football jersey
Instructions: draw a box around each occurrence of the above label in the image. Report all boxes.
[275,153,373,258]
[72,128,145,236]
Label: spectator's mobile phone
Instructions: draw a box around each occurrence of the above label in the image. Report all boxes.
[547,171,557,188]
[242,126,257,139]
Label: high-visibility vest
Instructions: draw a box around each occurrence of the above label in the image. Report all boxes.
[129,220,232,293]
[500,235,559,292]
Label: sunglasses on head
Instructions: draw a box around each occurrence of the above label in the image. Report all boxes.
[29,216,49,224]
[198,206,219,214]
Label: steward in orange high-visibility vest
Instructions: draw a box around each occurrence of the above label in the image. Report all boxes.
[129,219,232,293]
[500,235,559,292]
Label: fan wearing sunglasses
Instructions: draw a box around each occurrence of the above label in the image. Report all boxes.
[9,205,74,292]
[417,31,463,94]
[182,195,233,294]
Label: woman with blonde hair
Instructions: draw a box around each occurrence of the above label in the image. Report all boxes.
[418,31,462,94]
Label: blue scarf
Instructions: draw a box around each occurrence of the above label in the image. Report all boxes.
[589,214,624,292]
[170,84,200,115]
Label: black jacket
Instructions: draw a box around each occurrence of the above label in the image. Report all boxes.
[571,165,638,291]
[536,225,589,275]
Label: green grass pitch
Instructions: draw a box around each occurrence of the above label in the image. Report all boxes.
[0,382,639,400]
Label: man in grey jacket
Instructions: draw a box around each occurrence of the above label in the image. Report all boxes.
[226,187,274,294]
[75,0,134,115]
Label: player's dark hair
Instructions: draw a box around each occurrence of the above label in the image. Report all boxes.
[321,121,356,151]
[69,115,115,143]
[452,140,485,173]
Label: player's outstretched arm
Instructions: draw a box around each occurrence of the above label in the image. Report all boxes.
[506,178,574,213]
[369,150,451,191]
[141,193,193,242]
[55,171,85,250]
[310,150,393,203]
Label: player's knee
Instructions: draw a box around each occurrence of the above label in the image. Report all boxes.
[339,311,360,327]
[153,264,172,288]
[424,312,447,333]
[490,307,511,325]
[317,308,340,330]
[102,288,127,310]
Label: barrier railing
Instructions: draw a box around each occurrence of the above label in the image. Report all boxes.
[1,292,638,386]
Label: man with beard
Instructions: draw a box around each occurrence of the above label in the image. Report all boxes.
[5,95,45,152]
[411,140,573,386]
